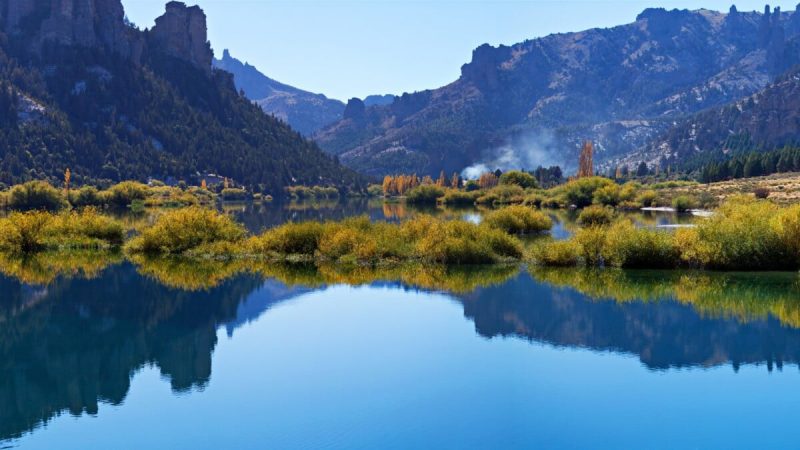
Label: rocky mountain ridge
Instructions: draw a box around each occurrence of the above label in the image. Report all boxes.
[213,50,397,135]
[0,0,365,191]
[314,5,800,177]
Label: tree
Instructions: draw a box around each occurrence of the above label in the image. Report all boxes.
[498,170,538,188]
[436,170,446,187]
[578,141,594,178]
[636,161,649,177]
[478,172,499,189]
[451,173,461,189]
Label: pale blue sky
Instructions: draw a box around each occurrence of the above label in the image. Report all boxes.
[122,0,796,101]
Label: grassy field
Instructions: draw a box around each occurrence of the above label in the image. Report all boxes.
[664,172,800,205]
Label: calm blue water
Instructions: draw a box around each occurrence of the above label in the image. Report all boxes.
[1,264,799,449]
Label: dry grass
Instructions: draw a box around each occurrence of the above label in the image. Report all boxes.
[662,172,800,205]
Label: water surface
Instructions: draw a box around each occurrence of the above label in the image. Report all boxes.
[1,263,799,449]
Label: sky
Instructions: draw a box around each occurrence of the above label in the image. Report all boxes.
[121,0,798,101]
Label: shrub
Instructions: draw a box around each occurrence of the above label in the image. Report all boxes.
[483,205,552,234]
[573,226,607,266]
[577,205,615,226]
[0,209,123,252]
[601,220,679,268]
[69,186,103,207]
[47,208,125,248]
[532,240,581,266]
[440,189,481,205]
[7,181,67,211]
[522,193,544,208]
[498,170,538,189]
[618,182,639,202]
[672,195,697,212]
[221,188,248,201]
[0,211,50,251]
[248,221,326,257]
[563,177,615,208]
[405,185,445,204]
[635,190,658,208]
[774,204,800,263]
[367,184,384,197]
[126,207,246,255]
[680,197,786,269]
[592,184,621,206]
[476,185,525,205]
[104,181,149,208]
[415,220,522,264]
[754,187,770,199]
[464,180,480,192]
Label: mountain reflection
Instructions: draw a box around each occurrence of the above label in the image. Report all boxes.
[0,264,304,442]
[2,263,800,442]
[461,268,800,370]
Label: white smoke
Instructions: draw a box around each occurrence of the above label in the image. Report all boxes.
[461,130,564,179]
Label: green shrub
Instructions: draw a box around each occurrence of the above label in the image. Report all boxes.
[104,181,149,208]
[476,185,525,205]
[577,205,615,226]
[415,220,523,264]
[69,186,103,207]
[499,170,538,189]
[573,226,607,266]
[602,220,679,268]
[7,181,67,211]
[635,190,658,208]
[0,211,51,251]
[221,188,249,201]
[126,207,246,255]
[678,197,786,269]
[672,195,697,212]
[563,177,615,208]
[483,205,552,234]
[531,240,581,266]
[248,221,326,257]
[592,184,621,206]
[440,189,481,205]
[0,209,123,252]
[522,193,544,208]
[405,185,445,204]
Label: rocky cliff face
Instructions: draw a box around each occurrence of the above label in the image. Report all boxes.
[149,1,213,72]
[0,0,213,72]
[315,5,800,177]
[1,0,143,61]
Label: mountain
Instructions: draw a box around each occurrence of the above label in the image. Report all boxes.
[625,66,800,169]
[314,5,800,177]
[212,51,396,135]
[363,94,394,107]
[0,0,365,193]
[213,50,346,136]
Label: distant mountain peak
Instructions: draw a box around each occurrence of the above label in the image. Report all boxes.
[314,5,800,177]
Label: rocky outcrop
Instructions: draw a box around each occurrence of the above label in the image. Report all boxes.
[342,98,365,120]
[2,0,142,61]
[1,0,213,71]
[149,1,213,72]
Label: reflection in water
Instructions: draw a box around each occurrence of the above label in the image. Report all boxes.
[462,270,800,370]
[530,268,800,328]
[2,260,800,443]
[0,265,303,442]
